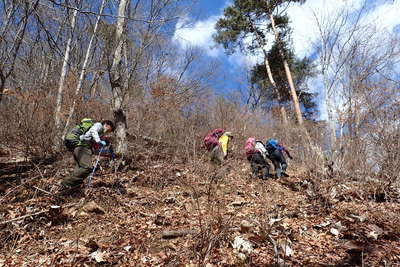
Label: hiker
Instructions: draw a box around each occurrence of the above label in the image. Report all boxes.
[61,119,115,189]
[203,129,233,165]
[265,138,293,178]
[216,131,233,164]
[244,137,270,179]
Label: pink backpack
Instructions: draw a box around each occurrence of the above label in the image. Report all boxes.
[244,137,256,156]
[203,128,224,151]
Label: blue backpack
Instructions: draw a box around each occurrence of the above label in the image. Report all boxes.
[265,138,279,153]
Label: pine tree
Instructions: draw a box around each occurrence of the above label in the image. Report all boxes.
[250,42,317,120]
[214,0,310,124]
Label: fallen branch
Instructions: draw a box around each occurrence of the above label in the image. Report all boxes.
[0,175,41,201]
[161,228,196,239]
[33,186,53,195]
[0,203,76,226]
[268,234,285,266]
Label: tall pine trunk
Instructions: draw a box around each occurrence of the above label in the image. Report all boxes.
[252,25,288,124]
[263,54,288,124]
[269,13,304,125]
[109,0,128,154]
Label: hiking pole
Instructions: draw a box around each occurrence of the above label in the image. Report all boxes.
[87,147,103,188]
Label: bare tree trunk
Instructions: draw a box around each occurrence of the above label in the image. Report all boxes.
[61,0,107,140]
[89,70,101,98]
[53,6,79,147]
[251,20,288,124]
[269,13,304,125]
[109,0,129,154]
[263,55,288,124]
[0,0,37,103]
[326,100,337,148]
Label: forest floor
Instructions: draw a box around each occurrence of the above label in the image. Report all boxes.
[0,149,399,266]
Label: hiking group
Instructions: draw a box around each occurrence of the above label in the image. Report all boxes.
[57,120,292,194]
[204,128,292,179]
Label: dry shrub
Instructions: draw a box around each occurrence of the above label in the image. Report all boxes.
[368,107,400,185]
[0,78,111,159]
[127,87,283,166]
[0,89,55,158]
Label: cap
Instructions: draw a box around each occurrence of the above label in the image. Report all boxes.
[224,132,233,137]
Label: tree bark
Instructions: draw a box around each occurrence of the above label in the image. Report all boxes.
[263,55,288,124]
[325,91,337,149]
[61,0,107,140]
[109,0,129,154]
[53,5,79,147]
[0,1,37,103]
[251,19,288,124]
[269,13,304,125]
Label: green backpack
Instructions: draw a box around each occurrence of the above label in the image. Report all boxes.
[64,118,94,151]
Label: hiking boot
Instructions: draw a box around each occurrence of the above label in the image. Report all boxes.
[50,182,68,193]
[250,173,258,179]
[51,182,80,195]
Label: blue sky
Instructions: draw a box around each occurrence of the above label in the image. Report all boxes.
[172,0,400,119]
[197,0,226,18]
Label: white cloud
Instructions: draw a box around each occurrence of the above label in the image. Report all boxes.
[362,0,400,32]
[172,5,260,67]
[286,0,400,120]
[173,0,400,63]
[287,0,400,58]
[287,0,365,57]
[173,15,222,57]
[172,0,400,120]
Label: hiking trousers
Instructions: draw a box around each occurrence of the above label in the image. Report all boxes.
[210,145,224,165]
[269,149,287,178]
[62,146,93,187]
[248,152,269,179]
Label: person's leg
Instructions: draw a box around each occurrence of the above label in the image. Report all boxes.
[270,151,282,178]
[251,153,267,179]
[62,146,92,187]
[249,153,258,178]
[261,163,270,179]
[210,146,219,165]
[250,161,260,178]
[216,146,225,164]
[275,150,287,174]
[211,146,224,166]
[247,155,257,178]
[281,162,288,173]
[255,153,269,179]
[275,163,282,178]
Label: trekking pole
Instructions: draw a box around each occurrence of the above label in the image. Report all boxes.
[87,147,103,188]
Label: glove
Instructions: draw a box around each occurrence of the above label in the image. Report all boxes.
[99,140,107,147]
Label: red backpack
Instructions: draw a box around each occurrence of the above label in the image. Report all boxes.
[203,128,224,151]
[244,137,256,156]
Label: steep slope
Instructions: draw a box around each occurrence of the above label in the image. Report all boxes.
[1,155,399,266]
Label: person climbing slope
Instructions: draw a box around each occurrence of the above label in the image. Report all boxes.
[203,129,233,165]
[265,138,293,178]
[217,131,233,164]
[61,119,115,190]
[244,137,270,179]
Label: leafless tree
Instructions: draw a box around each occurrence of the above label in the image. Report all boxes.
[0,0,39,102]
[53,1,80,147]
[312,0,400,175]
[61,0,108,141]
